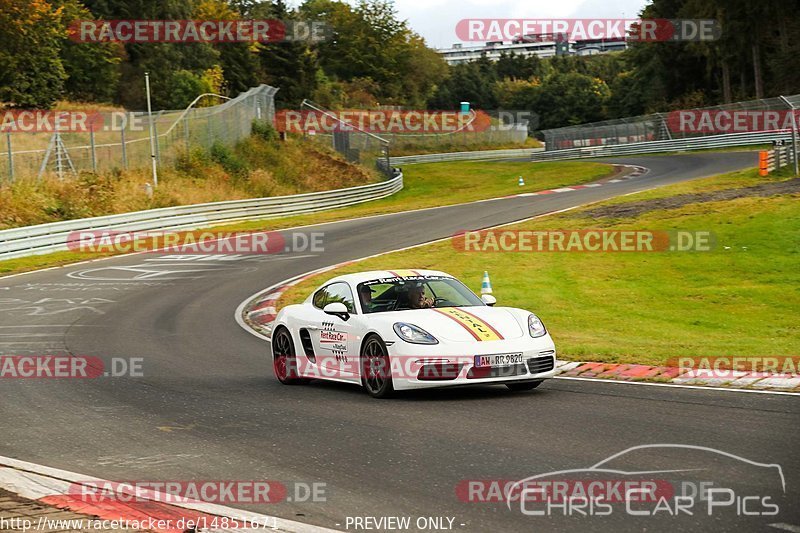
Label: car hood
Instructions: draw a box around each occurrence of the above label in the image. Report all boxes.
[372,306,526,342]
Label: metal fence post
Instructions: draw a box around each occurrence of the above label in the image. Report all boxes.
[184,113,190,152]
[120,128,128,169]
[6,132,13,182]
[90,128,97,173]
[779,96,799,176]
[153,117,161,163]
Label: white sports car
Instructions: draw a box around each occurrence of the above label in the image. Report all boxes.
[270,270,557,398]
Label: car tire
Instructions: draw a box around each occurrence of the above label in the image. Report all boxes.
[506,380,543,392]
[272,327,303,385]
[360,335,395,399]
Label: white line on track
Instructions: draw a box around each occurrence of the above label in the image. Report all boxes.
[769,524,800,532]
[554,376,799,396]
[0,455,339,533]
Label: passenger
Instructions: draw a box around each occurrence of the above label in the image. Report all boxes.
[408,283,433,309]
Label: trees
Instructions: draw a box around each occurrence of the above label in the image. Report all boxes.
[621,0,800,111]
[0,0,67,108]
[57,0,122,103]
[534,72,610,128]
[300,0,446,107]
[256,0,319,107]
[428,58,498,110]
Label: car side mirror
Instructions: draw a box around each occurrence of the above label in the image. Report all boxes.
[481,294,497,307]
[323,302,350,320]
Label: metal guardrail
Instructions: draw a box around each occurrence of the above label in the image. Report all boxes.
[391,148,543,165]
[529,131,790,161]
[760,145,796,175]
[0,173,402,260]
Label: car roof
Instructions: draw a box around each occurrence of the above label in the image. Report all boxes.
[323,269,455,287]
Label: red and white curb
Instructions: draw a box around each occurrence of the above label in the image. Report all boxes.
[512,165,648,198]
[239,263,359,341]
[0,455,339,533]
[554,361,800,394]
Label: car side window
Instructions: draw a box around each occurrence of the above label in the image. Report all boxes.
[313,283,356,313]
[312,287,329,309]
[325,282,356,313]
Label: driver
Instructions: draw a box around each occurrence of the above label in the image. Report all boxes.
[359,285,375,312]
[408,283,433,309]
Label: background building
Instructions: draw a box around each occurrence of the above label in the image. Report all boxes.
[438,34,627,65]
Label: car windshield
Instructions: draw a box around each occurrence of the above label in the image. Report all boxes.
[357,275,484,314]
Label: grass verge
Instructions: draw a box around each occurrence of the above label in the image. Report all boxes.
[278,168,800,366]
[0,159,612,276]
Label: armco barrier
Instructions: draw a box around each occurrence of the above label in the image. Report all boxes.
[390,148,542,165]
[760,145,796,175]
[530,131,791,161]
[0,173,402,260]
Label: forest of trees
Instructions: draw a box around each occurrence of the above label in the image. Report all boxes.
[1,0,798,130]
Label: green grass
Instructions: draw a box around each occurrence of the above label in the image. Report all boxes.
[593,166,784,208]
[0,159,611,276]
[279,168,800,366]
[388,136,542,156]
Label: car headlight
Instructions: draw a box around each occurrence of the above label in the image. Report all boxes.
[528,314,547,338]
[393,323,439,345]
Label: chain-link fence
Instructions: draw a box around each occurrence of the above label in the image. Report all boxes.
[541,94,800,151]
[0,85,277,182]
[297,100,529,176]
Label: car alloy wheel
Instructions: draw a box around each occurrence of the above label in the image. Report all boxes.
[272,327,302,385]
[361,335,394,398]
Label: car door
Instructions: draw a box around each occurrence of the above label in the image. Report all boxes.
[308,282,360,381]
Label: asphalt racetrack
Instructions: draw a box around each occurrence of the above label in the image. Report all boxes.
[2,151,798,532]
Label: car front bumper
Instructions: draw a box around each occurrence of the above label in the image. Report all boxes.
[386,335,557,391]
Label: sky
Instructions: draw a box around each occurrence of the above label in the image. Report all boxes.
[282,0,652,49]
[387,0,650,48]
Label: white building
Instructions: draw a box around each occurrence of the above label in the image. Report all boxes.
[438,36,626,66]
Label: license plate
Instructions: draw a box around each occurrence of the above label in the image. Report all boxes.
[474,353,523,368]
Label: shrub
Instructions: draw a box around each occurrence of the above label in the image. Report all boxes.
[210,141,248,178]
[251,119,279,142]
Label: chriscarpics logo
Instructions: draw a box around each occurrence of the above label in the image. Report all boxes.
[501,445,786,521]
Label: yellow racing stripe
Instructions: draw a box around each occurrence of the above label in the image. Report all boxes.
[433,307,504,341]
[388,269,420,278]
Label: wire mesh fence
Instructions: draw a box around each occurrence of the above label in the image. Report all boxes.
[541,94,800,151]
[296,100,529,176]
[0,85,278,182]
